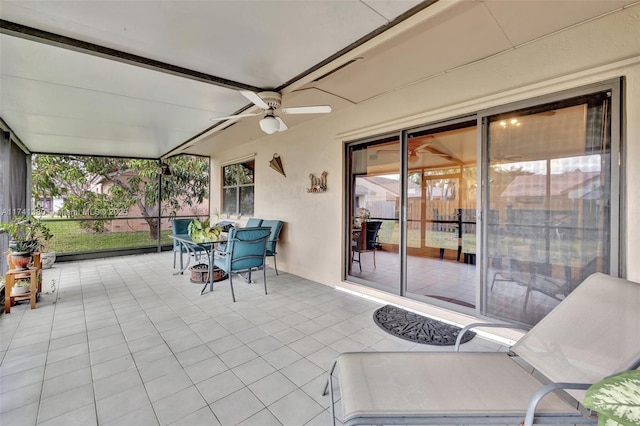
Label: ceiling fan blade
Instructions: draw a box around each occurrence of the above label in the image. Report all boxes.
[209,112,260,122]
[276,117,288,132]
[420,152,450,157]
[498,156,524,162]
[281,105,332,115]
[239,90,270,110]
[414,143,433,151]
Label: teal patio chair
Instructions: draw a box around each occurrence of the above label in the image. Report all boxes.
[352,220,382,271]
[171,218,206,271]
[213,220,235,253]
[214,226,270,302]
[261,220,283,275]
[246,217,263,227]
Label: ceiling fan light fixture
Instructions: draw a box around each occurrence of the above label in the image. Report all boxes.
[213,90,331,134]
[259,115,280,134]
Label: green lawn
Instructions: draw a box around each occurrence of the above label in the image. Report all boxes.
[43,219,172,253]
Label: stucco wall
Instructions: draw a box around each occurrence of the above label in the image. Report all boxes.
[209,4,640,301]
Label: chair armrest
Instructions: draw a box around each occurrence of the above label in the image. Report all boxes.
[214,241,229,256]
[454,322,531,352]
[523,382,593,426]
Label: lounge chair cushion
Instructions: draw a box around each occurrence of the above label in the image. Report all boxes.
[513,272,640,401]
[337,352,578,424]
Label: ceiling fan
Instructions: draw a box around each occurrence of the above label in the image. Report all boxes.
[210,90,332,134]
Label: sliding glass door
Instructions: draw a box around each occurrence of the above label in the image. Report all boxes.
[346,136,401,294]
[404,122,477,310]
[482,89,617,324]
[345,80,620,325]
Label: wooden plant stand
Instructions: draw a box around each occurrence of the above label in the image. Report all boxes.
[4,253,41,314]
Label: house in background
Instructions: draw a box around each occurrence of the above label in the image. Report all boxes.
[34,196,65,214]
[88,172,210,234]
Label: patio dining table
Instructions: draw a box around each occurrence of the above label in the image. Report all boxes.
[170,233,227,295]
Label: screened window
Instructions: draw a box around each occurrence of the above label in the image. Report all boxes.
[222,160,255,215]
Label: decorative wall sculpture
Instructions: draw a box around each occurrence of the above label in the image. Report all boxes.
[269,153,286,177]
[307,171,328,193]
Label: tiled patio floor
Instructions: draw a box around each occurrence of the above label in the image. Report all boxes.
[1,252,504,426]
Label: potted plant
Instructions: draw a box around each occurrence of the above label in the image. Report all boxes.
[10,278,32,296]
[188,217,222,243]
[1,209,53,269]
[583,370,640,425]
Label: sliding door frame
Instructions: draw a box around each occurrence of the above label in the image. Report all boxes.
[344,77,623,323]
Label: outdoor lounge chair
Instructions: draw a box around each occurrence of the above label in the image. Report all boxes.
[323,272,640,425]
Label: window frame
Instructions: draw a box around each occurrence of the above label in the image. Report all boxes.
[221,159,255,216]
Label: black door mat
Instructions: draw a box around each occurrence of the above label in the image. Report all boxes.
[373,305,475,346]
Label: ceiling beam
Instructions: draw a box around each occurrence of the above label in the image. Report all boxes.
[0,19,263,93]
[276,0,439,93]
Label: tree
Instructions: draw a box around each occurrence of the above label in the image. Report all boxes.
[32,155,209,239]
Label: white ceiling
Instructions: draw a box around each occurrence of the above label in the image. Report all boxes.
[0,0,425,158]
[0,0,635,159]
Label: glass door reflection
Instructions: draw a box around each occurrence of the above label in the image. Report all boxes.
[347,138,401,293]
[405,125,477,310]
[483,94,612,325]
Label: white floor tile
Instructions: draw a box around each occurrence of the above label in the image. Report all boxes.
[268,388,324,426]
[196,370,245,404]
[153,386,207,426]
[0,401,38,426]
[37,383,94,424]
[231,357,276,385]
[236,408,283,426]
[37,402,97,426]
[247,371,297,406]
[209,387,265,426]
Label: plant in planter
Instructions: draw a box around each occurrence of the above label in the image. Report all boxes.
[188,218,222,243]
[10,278,32,296]
[583,369,640,425]
[0,211,53,251]
[1,209,53,269]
